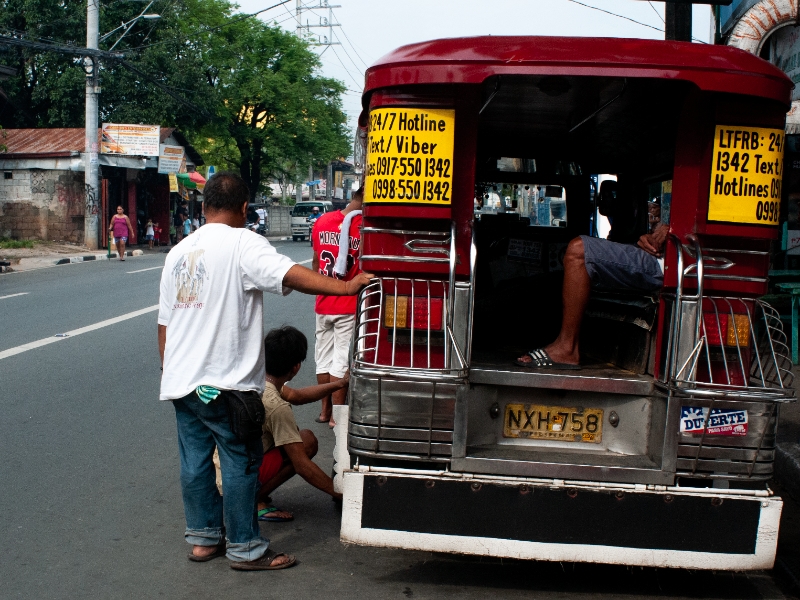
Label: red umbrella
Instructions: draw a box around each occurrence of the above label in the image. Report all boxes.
[189,172,206,185]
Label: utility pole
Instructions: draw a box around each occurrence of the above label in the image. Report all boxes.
[664,2,692,41]
[84,0,100,249]
[295,0,341,49]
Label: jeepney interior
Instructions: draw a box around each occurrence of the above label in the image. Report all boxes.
[471,75,690,376]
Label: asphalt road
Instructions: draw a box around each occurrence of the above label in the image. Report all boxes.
[0,241,794,599]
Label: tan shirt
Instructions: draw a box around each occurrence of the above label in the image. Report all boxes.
[260,382,303,452]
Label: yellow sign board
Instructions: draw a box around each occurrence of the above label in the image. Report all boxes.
[708,125,784,225]
[168,173,179,193]
[364,108,455,206]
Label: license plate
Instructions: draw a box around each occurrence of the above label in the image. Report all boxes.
[503,403,603,443]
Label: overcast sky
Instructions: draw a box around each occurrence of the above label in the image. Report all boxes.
[235,0,713,133]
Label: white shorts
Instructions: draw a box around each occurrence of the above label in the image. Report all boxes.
[315,313,355,377]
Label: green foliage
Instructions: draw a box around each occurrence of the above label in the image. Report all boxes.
[0,0,352,197]
[0,237,35,248]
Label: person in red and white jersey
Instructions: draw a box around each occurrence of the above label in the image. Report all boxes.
[311,188,363,427]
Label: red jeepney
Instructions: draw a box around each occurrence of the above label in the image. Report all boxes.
[335,36,795,570]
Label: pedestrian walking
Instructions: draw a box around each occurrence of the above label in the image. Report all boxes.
[108,205,134,261]
[182,214,192,238]
[310,188,362,426]
[157,171,371,571]
[145,219,155,250]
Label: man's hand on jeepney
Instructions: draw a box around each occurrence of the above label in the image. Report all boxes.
[344,272,374,296]
[637,223,669,258]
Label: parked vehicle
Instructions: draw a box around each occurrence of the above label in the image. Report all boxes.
[337,36,795,571]
[290,200,332,241]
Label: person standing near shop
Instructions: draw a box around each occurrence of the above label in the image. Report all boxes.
[158,171,371,570]
[310,189,363,426]
[109,205,134,261]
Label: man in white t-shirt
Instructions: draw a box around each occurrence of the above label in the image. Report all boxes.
[158,171,371,571]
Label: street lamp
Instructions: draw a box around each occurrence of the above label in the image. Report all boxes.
[100,1,161,51]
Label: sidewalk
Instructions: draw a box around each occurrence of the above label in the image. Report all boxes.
[0,240,153,273]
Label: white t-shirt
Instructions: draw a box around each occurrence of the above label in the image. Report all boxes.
[158,223,295,401]
[256,208,267,223]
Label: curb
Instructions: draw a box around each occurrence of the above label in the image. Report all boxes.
[775,443,800,500]
[53,249,145,265]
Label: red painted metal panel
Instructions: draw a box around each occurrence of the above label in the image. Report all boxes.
[127,181,137,245]
[364,37,791,108]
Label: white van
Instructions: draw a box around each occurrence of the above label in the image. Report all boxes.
[291,201,333,241]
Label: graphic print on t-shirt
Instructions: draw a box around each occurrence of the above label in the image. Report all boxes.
[312,211,362,315]
[173,249,208,304]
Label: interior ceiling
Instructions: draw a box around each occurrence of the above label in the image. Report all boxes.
[477,75,692,176]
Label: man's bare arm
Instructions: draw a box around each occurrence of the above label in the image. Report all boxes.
[283,264,373,296]
[158,324,167,366]
[282,442,342,499]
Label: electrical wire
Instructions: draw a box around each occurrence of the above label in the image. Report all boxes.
[329,45,363,91]
[647,1,665,25]
[566,0,706,44]
[333,31,365,80]
[124,0,293,53]
[330,9,370,69]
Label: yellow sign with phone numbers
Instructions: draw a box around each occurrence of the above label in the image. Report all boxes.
[708,125,785,226]
[364,107,455,206]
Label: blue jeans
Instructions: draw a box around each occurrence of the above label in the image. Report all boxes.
[173,392,269,561]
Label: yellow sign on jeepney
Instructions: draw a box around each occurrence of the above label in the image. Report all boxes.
[364,108,455,206]
[708,125,784,226]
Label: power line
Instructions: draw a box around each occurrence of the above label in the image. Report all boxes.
[329,45,362,91]
[331,10,370,69]
[566,0,706,44]
[124,0,293,53]
[333,31,364,80]
[647,1,665,25]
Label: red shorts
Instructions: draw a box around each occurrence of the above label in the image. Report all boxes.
[258,447,285,484]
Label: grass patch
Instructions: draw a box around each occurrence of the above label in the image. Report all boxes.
[0,237,35,249]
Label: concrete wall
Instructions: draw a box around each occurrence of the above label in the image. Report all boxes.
[267,205,292,236]
[0,169,86,243]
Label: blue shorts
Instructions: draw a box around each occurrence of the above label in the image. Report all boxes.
[113,237,128,244]
[145,234,154,241]
[580,235,663,292]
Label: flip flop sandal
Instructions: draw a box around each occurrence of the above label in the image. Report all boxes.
[230,549,297,571]
[258,506,294,522]
[188,541,227,562]
[315,416,330,423]
[514,348,581,370]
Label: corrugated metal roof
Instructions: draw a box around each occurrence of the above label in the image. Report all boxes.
[1,128,92,155]
[1,127,202,164]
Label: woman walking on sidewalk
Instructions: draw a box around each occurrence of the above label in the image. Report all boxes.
[109,205,134,261]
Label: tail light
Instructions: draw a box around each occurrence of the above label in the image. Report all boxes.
[702,313,750,347]
[699,310,752,386]
[384,296,444,331]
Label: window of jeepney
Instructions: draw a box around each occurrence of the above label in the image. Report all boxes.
[476,182,567,227]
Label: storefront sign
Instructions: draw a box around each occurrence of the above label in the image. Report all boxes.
[364,107,455,206]
[168,173,179,193]
[158,144,185,174]
[101,124,160,156]
[708,125,784,225]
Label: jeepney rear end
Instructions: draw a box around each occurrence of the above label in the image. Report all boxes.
[337,36,796,570]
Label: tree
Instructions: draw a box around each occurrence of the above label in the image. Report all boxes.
[0,0,351,197]
[193,18,350,200]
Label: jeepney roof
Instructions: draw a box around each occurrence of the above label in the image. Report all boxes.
[363,36,792,108]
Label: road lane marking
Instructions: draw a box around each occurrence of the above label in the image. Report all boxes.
[0,305,159,361]
[298,259,312,265]
[0,292,28,300]
[127,266,163,274]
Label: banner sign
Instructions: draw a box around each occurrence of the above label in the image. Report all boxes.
[168,173,179,193]
[708,125,784,226]
[364,107,455,206]
[101,124,160,157]
[158,145,185,174]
